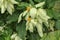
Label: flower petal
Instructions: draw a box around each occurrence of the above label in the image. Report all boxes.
[29,8,37,18]
[11,33,17,39]
[29,22,34,32]
[7,3,14,15]
[1,5,6,14]
[35,2,45,8]
[18,13,23,23]
[37,8,50,22]
[4,0,8,8]
[10,0,18,4]
[36,23,43,37]
[26,21,29,31]
[22,10,28,16]
[25,13,29,21]
[31,19,37,25]
[15,36,22,40]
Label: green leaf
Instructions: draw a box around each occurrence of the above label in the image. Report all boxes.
[0,36,5,40]
[47,9,60,20]
[0,25,13,40]
[29,0,34,6]
[56,20,60,30]
[46,0,56,9]
[54,30,60,40]
[47,9,54,18]
[17,2,29,10]
[53,11,60,20]
[53,0,60,13]
[0,21,4,26]
[6,13,19,24]
[27,32,41,40]
[16,21,26,40]
[34,0,45,2]
[41,30,60,40]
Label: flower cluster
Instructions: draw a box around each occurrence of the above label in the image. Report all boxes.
[18,2,50,37]
[0,0,18,15]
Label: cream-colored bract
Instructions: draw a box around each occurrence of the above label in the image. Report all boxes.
[29,8,37,18]
[35,2,45,8]
[0,0,18,15]
[0,26,4,32]
[18,1,50,37]
[11,33,22,40]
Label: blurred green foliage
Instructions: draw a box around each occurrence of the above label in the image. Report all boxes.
[0,0,60,40]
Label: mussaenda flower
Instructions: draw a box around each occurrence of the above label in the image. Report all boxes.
[0,0,18,15]
[18,1,45,23]
[25,8,50,37]
[11,33,22,40]
[18,1,50,37]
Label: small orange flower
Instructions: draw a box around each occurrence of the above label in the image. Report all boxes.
[27,17,31,21]
[26,7,31,12]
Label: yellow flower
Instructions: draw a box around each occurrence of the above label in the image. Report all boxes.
[26,7,31,12]
[27,17,31,21]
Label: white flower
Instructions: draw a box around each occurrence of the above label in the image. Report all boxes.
[26,21,34,32]
[18,2,45,23]
[37,8,50,26]
[15,36,22,40]
[18,7,37,23]
[0,0,18,15]
[0,27,3,32]
[11,33,22,40]
[0,26,5,32]
[25,17,44,37]
[18,1,50,37]
[37,9,50,21]
[11,33,17,39]
[26,19,37,32]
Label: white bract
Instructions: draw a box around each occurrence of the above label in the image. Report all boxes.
[11,33,22,40]
[0,26,4,32]
[29,8,37,18]
[0,26,5,32]
[11,33,17,39]
[0,0,18,15]
[35,2,45,8]
[18,1,50,37]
